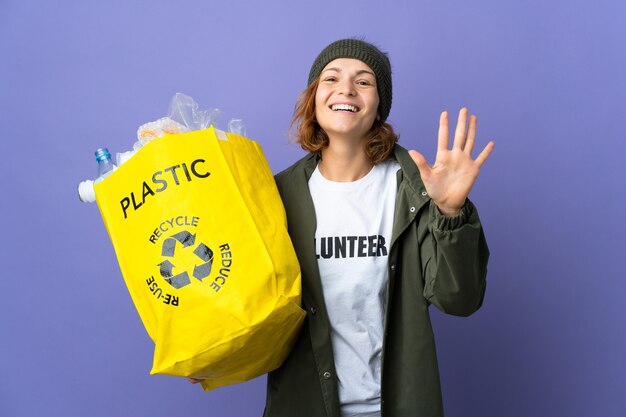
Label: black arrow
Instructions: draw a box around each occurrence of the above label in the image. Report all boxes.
[161,238,176,257]
[161,231,196,257]
[166,272,190,289]
[192,243,214,281]
[193,243,213,262]
[193,263,212,280]
[158,260,175,278]
[172,231,195,247]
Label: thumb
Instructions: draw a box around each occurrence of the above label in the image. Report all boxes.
[408,150,430,179]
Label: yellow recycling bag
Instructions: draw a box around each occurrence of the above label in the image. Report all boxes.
[94,126,305,390]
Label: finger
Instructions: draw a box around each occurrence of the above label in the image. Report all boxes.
[475,141,495,167]
[437,111,449,151]
[464,114,477,155]
[452,107,469,150]
[408,149,431,181]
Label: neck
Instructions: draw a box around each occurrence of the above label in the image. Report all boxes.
[319,140,373,182]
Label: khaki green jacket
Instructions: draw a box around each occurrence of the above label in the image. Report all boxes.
[265,145,489,417]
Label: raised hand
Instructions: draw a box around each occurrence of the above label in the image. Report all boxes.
[409,108,494,217]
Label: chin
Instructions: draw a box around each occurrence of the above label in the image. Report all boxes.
[320,122,369,137]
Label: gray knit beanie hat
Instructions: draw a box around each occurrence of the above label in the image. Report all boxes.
[308,38,392,122]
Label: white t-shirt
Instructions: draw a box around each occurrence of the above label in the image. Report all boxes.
[308,159,400,417]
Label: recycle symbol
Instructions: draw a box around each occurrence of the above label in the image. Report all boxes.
[158,230,213,289]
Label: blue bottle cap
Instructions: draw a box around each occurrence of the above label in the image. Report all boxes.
[95,147,111,162]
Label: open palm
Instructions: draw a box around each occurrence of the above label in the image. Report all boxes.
[409,108,494,217]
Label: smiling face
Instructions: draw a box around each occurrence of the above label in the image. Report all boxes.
[314,58,380,143]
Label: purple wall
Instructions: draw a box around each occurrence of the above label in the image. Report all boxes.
[1,0,624,416]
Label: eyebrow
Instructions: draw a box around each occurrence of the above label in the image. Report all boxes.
[321,67,375,77]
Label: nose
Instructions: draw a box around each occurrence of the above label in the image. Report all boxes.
[338,79,356,96]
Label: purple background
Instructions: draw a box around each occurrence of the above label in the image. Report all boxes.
[1,0,625,416]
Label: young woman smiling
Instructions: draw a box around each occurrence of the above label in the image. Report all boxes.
[263,39,494,417]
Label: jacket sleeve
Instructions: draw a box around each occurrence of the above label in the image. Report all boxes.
[420,199,489,317]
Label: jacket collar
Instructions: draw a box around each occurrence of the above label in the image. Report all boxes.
[296,144,426,191]
[389,144,430,247]
[391,144,429,199]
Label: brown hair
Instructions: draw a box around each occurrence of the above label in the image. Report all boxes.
[290,78,399,165]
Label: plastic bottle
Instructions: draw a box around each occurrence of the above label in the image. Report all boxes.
[95,147,116,179]
[78,147,118,203]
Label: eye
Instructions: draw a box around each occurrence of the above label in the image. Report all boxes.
[356,79,375,87]
[323,76,337,82]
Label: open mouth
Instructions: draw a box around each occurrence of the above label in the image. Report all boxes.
[331,104,359,113]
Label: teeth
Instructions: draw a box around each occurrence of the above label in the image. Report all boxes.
[331,104,358,112]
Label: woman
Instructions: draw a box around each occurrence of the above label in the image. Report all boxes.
[264,39,493,417]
